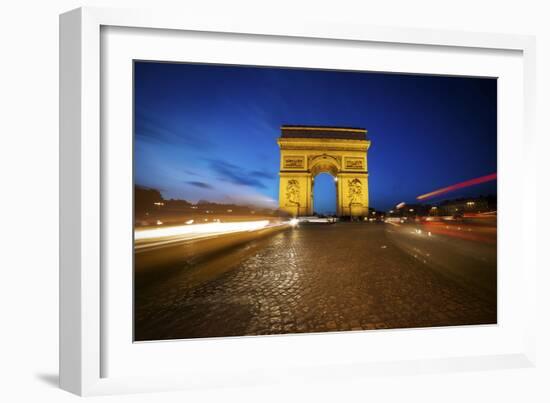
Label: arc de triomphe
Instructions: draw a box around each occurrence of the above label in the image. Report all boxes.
[277,125,371,217]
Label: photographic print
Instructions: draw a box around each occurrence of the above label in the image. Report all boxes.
[133,62,497,342]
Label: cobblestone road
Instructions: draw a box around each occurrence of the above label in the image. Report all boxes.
[135,223,496,341]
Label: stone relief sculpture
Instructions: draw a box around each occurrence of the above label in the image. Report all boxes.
[286,179,300,206]
[348,178,363,204]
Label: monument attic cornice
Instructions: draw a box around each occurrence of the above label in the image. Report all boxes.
[280,125,368,141]
[277,138,370,152]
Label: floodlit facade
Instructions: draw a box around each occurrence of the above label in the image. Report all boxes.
[277,125,371,217]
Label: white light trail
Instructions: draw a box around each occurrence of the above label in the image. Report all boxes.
[135,220,271,241]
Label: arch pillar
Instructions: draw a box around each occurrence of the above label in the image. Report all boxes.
[336,172,369,217]
[278,172,313,217]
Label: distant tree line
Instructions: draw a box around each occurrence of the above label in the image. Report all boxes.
[134,184,279,216]
[135,185,163,215]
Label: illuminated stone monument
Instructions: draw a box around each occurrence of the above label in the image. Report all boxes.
[277,125,371,217]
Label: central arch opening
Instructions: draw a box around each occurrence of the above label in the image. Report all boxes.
[313,173,337,216]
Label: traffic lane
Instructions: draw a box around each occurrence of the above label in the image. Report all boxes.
[135,220,283,251]
[134,221,292,276]
[135,223,496,341]
[384,221,497,303]
[417,219,496,244]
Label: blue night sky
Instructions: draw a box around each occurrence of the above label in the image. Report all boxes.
[134,62,497,213]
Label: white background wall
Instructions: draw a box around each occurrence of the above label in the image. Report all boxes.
[1,0,548,401]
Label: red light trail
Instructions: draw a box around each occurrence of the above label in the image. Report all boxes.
[417,173,497,201]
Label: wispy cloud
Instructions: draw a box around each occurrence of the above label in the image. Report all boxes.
[135,108,213,150]
[221,193,278,209]
[207,159,268,189]
[186,181,213,189]
[183,169,201,177]
[249,170,274,180]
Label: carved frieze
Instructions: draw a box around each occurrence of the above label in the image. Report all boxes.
[285,179,300,206]
[344,157,364,170]
[348,178,363,205]
[283,155,305,169]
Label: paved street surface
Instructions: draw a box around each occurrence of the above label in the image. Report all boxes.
[135,223,496,341]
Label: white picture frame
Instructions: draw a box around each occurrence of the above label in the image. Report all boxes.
[59,6,537,396]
